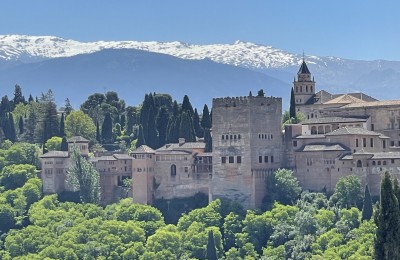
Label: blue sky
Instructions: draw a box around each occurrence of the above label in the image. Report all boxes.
[1,0,399,60]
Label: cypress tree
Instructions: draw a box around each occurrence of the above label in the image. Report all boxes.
[13,84,25,109]
[136,124,146,148]
[101,112,113,143]
[156,106,170,148]
[374,172,400,259]
[201,104,211,129]
[64,98,73,116]
[193,108,203,138]
[182,95,194,116]
[204,128,212,152]
[25,111,36,143]
[59,113,65,137]
[18,116,24,135]
[146,105,159,149]
[96,121,101,143]
[290,87,296,120]
[120,114,126,130]
[28,94,34,103]
[361,184,373,221]
[172,100,180,118]
[6,113,16,142]
[206,230,218,260]
[179,112,195,142]
[61,136,68,151]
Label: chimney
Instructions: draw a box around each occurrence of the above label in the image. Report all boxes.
[178,138,185,146]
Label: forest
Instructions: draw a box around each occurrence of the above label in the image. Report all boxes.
[0,85,397,259]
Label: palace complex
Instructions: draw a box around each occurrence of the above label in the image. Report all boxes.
[40,60,400,209]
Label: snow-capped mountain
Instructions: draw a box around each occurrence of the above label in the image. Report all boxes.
[0,34,311,68]
[0,34,400,108]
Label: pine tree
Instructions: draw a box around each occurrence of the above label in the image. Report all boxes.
[206,230,218,260]
[257,89,265,97]
[290,87,296,120]
[361,184,373,221]
[59,113,65,137]
[201,104,212,129]
[374,172,400,259]
[64,98,73,116]
[156,106,170,148]
[136,124,146,148]
[66,147,100,204]
[24,111,36,143]
[18,116,24,135]
[60,136,68,151]
[28,94,34,103]
[101,112,113,144]
[12,85,26,109]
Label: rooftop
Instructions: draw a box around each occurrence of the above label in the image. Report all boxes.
[298,60,311,74]
[325,127,385,137]
[131,145,155,154]
[158,142,205,151]
[323,94,366,105]
[302,116,368,125]
[40,151,69,158]
[299,143,348,152]
[342,100,400,108]
[67,136,89,143]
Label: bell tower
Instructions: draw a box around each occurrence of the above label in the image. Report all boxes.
[293,57,315,105]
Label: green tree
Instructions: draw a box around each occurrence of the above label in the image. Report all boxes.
[290,87,296,119]
[264,169,301,207]
[193,108,204,138]
[0,164,37,190]
[204,128,212,152]
[64,98,73,116]
[67,148,101,204]
[5,113,17,142]
[0,204,16,234]
[12,85,26,109]
[182,95,194,116]
[257,89,265,97]
[18,116,24,135]
[361,184,373,221]
[330,175,362,208]
[45,136,62,151]
[179,112,195,142]
[146,105,159,149]
[65,110,96,140]
[206,230,218,260]
[136,124,146,148]
[374,172,400,259]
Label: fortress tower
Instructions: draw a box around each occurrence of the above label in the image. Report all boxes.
[210,95,284,209]
[293,59,315,106]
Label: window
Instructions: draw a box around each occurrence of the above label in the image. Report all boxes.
[356,139,359,147]
[56,168,63,174]
[264,156,268,163]
[371,124,374,131]
[171,165,177,176]
[234,135,237,140]
[221,157,226,164]
[392,159,395,164]
[383,140,386,149]
[271,156,274,163]
[391,141,395,147]
[383,161,387,166]
[357,160,362,167]
[363,138,366,147]
[229,156,234,163]
[378,161,381,165]
[238,135,241,140]
[259,156,262,163]
[237,156,242,164]
[222,135,224,140]
[184,167,189,173]
[372,161,376,166]
[293,141,297,147]
[371,138,374,147]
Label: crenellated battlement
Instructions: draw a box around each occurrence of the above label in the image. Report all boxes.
[213,95,281,108]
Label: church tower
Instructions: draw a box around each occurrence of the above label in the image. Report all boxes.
[293,58,315,106]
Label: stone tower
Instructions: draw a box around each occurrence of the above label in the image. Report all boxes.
[293,59,315,106]
[210,95,283,209]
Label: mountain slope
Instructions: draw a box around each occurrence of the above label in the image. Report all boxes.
[0,48,289,108]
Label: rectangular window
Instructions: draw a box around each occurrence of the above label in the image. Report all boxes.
[221,157,226,164]
[383,140,386,149]
[391,141,395,147]
[392,159,395,164]
[293,141,297,147]
[259,156,262,163]
[264,156,268,163]
[363,138,366,147]
[356,139,359,147]
[237,156,242,164]
[271,156,274,163]
[371,124,374,131]
[370,138,374,147]
[184,167,189,173]
[229,156,234,163]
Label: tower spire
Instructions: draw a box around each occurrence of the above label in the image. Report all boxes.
[302,51,305,62]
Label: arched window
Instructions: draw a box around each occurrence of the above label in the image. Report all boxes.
[318,126,324,134]
[383,161,387,166]
[311,126,317,135]
[170,164,177,177]
[372,161,376,166]
[357,160,362,168]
